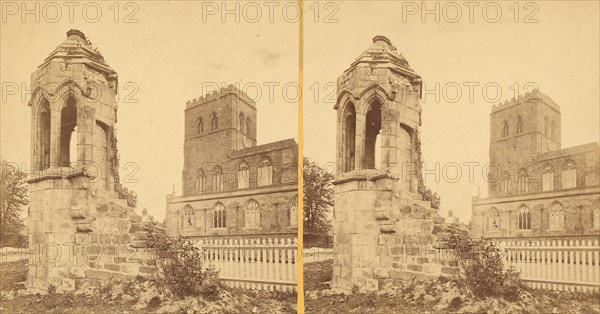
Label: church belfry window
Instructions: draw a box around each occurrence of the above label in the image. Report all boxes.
[211,112,218,130]
[516,116,523,134]
[544,116,549,136]
[501,121,509,138]
[246,116,252,138]
[239,112,246,135]
[197,117,204,134]
[550,120,556,139]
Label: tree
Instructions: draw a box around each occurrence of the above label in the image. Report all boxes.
[0,159,28,246]
[303,157,334,240]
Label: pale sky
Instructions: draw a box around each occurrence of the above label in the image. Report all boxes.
[0,1,299,221]
[303,1,600,223]
[1,1,599,224]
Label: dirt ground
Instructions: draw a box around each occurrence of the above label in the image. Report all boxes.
[304,260,600,314]
[0,260,296,314]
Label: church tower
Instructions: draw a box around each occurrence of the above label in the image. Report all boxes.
[332,36,446,291]
[488,90,561,197]
[182,86,257,196]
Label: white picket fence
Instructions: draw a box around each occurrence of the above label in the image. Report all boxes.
[194,237,298,292]
[496,238,600,293]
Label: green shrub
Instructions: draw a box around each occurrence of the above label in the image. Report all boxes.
[147,226,221,299]
[447,225,525,300]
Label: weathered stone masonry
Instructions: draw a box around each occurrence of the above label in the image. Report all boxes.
[26,30,155,292]
[332,36,454,291]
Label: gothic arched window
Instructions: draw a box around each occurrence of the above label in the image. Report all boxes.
[239,112,246,135]
[195,168,206,194]
[237,161,250,189]
[518,168,529,194]
[561,160,576,189]
[501,171,511,196]
[244,199,260,228]
[211,112,218,130]
[246,117,252,138]
[213,203,226,228]
[258,157,273,186]
[542,164,554,191]
[342,102,356,172]
[488,207,500,231]
[550,120,556,139]
[213,165,224,191]
[60,96,78,167]
[182,205,194,230]
[38,98,51,170]
[501,121,509,138]
[548,202,564,230]
[516,116,523,134]
[518,205,531,230]
[197,117,204,134]
[289,195,298,227]
[544,116,549,137]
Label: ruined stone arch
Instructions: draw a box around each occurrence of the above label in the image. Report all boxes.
[340,99,356,172]
[59,94,78,167]
[35,97,51,170]
[363,96,383,169]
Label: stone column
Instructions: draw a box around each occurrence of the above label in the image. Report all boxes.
[354,101,366,170]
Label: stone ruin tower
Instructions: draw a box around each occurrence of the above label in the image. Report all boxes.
[332,36,452,291]
[26,30,152,291]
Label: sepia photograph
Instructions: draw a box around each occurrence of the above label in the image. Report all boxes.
[1,1,599,314]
